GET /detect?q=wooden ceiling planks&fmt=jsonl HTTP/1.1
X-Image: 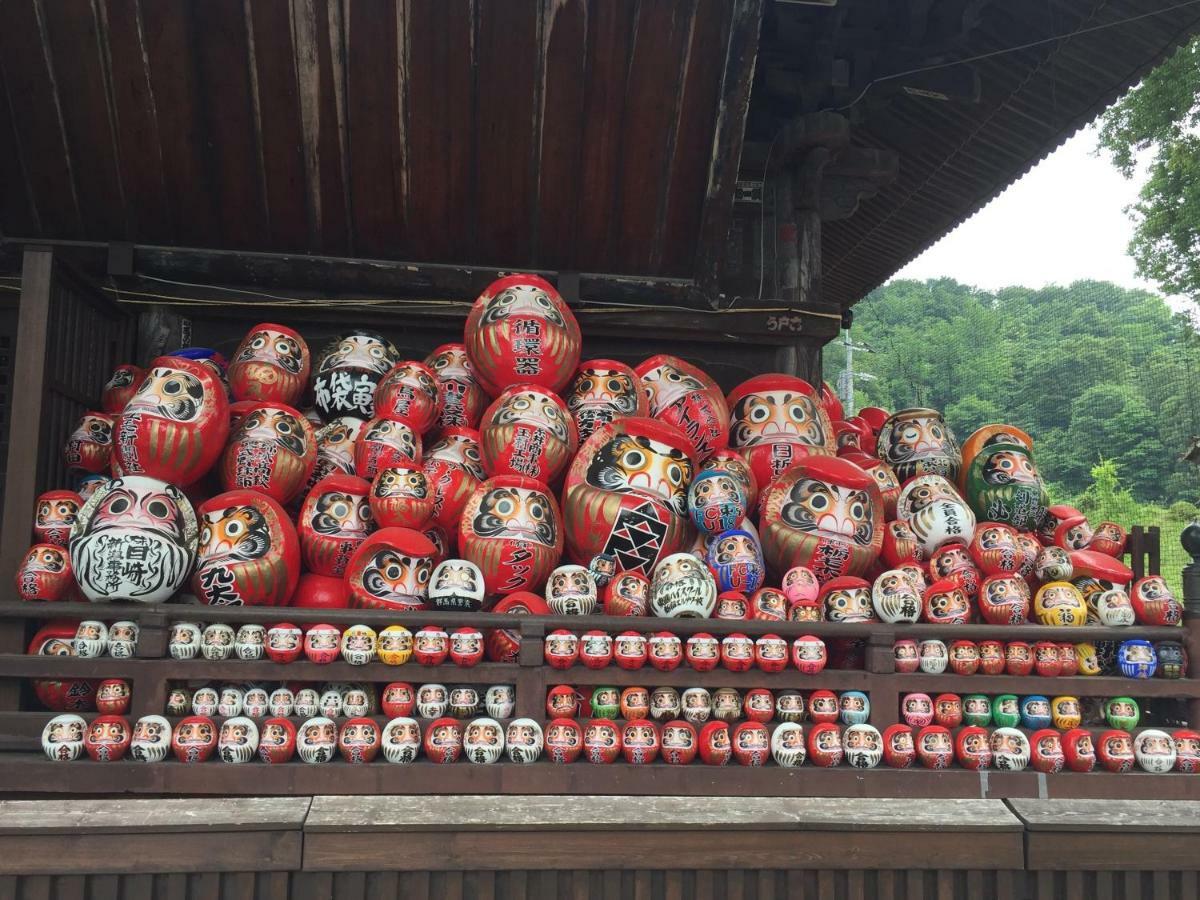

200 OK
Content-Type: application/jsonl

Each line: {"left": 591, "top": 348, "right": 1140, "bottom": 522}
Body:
{"left": 0, "top": 0, "right": 747, "bottom": 283}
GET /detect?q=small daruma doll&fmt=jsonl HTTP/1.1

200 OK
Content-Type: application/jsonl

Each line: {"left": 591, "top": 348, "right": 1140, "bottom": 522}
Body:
{"left": 566, "top": 360, "right": 647, "bottom": 442}
{"left": 688, "top": 470, "right": 748, "bottom": 536}
{"left": 64, "top": 412, "right": 113, "bottom": 475}
{"left": 922, "top": 579, "right": 971, "bottom": 625}
{"left": 370, "top": 466, "right": 433, "bottom": 532}
{"left": 1033, "top": 581, "right": 1088, "bottom": 627}
{"left": 70, "top": 476, "right": 198, "bottom": 603}
{"left": 15, "top": 544, "right": 74, "bottom": 602}
{"left": 726, "top": 374, "right": 835, "bottom": 488}
{"left": 1131, "top": 575, "right": 1184, "bottom": 626}
{"left": 635, "top": 355, "right": 729, "bottom": 459}
{"left": 460, "top": 475, "right": 563, "bottom": 597}
{"left": 228, "top": 323, "right": 310, "bottom": 404}
{"left": 84, "top": 715, "right": 131, "bottom": 762}
{"left": 355, "top": 419, "right": 421, "bottom": 482}
{"left": 374, "top": 361, "right": 441, "bottom": 434}
{"left": 220, "top": 402, "right": 317, "bottom": 502}
{"left": 896, "top": 475, "right": 976, "bottom": 556}
{"left": 346, "top": 527, "right": 437, "bottom": 611}
{"left": 977, "top": 575, "right": 1030, "bottom": 625}
{"left": 546, "top": 564, "right": 598, "bottom": 615}
{"left": 425, "top": 343, "right": 487, "bottom": 430}
{"left": 465, "top": 274, "right": 581, "bottom": 395}
{"left": 562, "top": 417, "right": 696, "bottom": 577}
{"left": 422, "top": 428, "right": 486, "bottom": 531}
{"left": 760, "top": 455, "right": 884, "bottom": 584}
{"left": 299, "top": 474, "right": 373, "bottom": 577}
{"left": 117, "top": 356, "right": 229, "bottom": 483}
{"left": 192, "top": 491, "right": 299, "bottom": 606}
{"left": 33, "top": 490, "right": 83, "bottom": 548}
{"left": 650, "top": 553, "right": 717, "bottom": 618}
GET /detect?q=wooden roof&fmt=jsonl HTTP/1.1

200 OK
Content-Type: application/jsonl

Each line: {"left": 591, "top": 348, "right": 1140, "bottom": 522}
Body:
{"left": 2, "top": 1, "right": 1199, "bottom": 310}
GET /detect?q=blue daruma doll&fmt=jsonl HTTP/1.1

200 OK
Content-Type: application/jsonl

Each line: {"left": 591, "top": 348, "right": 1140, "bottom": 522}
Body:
{"left": 1019, "top": 695, "right": 1051, "bottom": 730}
{"left": 1118, "top": 639, "right": 1157, "bottom": 679}
{"left": 706, "top": 528, "right": 765, "bottom": 594}
{"left": 688, "top": 470, "right": 748, "bottom": 535}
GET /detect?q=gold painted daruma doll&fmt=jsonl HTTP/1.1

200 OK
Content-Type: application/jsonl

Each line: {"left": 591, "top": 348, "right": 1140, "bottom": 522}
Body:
{"left": 726, "top": 374, "right": 835, "bottom": 489}
{"left": 116, "top": 356, "right": 229, "bottom": 485}
{"left": 562, "top": 417, "right": 697, "bottom": 577}
{"left": 227, "top": 323, "right": 311, "bottom": 405}
{"left": 192, "top": 491, "right": 299, "bottom": 606}
{"left": 464, "top": 274, "right": 581, "bottom": 396}
{"left": 480, "top": 384, "right": 578, "bottom": 482}
{"left": 760, "top": 455, "right": 884, "bottom": 584}
{"left": 219, "top": 402, "right": 316, "bottom": 503}
{"left": 459, "top": 475, "right": 563, "bottom": 597}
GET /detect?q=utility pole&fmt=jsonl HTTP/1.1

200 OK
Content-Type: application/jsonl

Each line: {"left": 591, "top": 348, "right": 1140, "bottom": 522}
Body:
{"left": 836, "top": 326, "right": 876, "bottom": 411}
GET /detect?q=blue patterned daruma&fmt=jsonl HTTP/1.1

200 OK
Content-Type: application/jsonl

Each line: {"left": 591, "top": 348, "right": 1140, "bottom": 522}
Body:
{"left": 706, "top": 528, "right": 765, "bottom": 594}
{"left": 1118, "top": 639, "right": 1157, "bottom": 679}
{"left": 688, "top": 470, "right": 748, "bottom": 536}
{"left": 839, "top": 691, "right": 871, "bottom": 726}
{"left": 1019, "top": 695, "right": 1051, "bottom": 730}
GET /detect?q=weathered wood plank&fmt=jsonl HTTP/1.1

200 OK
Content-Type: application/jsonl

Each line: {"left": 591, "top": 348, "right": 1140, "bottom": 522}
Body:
{"left": 1010, "top": 799, "right": 1200, "bottom": 832}
{"left": 0, "top": 832, "right": 302, "bottom": 875}
{"left": 0, "top": 797, "right": 311, "bottom": 834}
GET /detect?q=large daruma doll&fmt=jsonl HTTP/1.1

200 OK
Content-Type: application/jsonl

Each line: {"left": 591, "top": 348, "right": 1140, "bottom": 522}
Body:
{"left": 116, "top": 356, "right": 229, "bottom": 485}
{"left": 192, "top": 491, "right": 299, "bottom": 605}
{"left": 726, "top": 374, "right": 835, "bottom": 488}
{"left": 227, "top": 323, "right": 310, "bottom": 405}
{"left": 459, "top": 475, "right": 563, "bottom": 597}
{"left": 876, "top": 408, "right": 960, "bottom": 484}
{"left": 465, "top": 274, "right": 581, "bottom": 396}
{"left": 298, "top": 474, "right": 374, "bottom": 577}
{"left": 562, "top": 418, "right": 696, "bottom": 577}
{"left": 480, "top": 385, "right": 577, "bottom": 482}
{"left": 219, "top": 402, "right": 316, "bottom": 503}
{"left": 346, "top": 527, "right": 438, "bottom": 611}
{"left": 635, "top": 355, "right": 729, "bottom": 459}
{"left": 760, "top": 455, "right": 883, "bottom": 583}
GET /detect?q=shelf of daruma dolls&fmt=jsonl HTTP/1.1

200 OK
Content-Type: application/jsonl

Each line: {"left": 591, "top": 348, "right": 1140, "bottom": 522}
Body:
{"left": 890, "top": 673, "right": 1200, "bottom": 698}
{"left": 545, "top": 666, "right": 875, "bottom": 690}
{"left": 2, "top": 753, "right": 1200, "bottom": 800}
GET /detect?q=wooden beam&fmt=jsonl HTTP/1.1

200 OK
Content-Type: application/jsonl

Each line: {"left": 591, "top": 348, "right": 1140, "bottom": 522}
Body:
{"left": 694, "top": 0, "right": 765, "bottom": 303}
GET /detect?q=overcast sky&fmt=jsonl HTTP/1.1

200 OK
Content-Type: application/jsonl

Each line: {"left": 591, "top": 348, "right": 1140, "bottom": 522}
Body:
{"left": 892, "top": 123, "right": 1164, "bottom": 295}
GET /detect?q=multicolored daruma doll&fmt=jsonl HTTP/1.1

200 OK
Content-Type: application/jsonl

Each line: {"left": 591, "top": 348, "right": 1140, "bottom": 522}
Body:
{"left": 15, "top": 544, "right": 75, "bottom": 602}
{"left": 895, "top": 475, "right": 976, "bottom": 556}
{"left": 192, "top": 491, "right": 299, "bottom": 605}
{"left": 760, "top": 455, "right": 883, "bottom": 583}
{"left": 101, "top": 364, "right": 145, "bottom": 414}
{"left": 374, "top": 361, "right": 441, "bottom": 434}
{"left": 562, "top": 417, "right": 696, "bottom": 576}
{"left": 459, "top": 475, "right": 563, "bottom": 597}
{"left": 706, "top": 528, "right": 765, "bottom": 594}
{"left": 354, "top": 418, "right": 421, "bottom": 481}
{"left": 465, "top": 274, "right": 581, "bottom": 396}
{"left": 116, "top": 357, "right": 229, "bottom": 484}
{"left": 346, "top": 527, "right": 437, "bottom": 611}
{"left": 219, "top": 402, "right": 316, "bottom": 503}
{"left": 64, "top": 412, "right": 113, "bottom": 475}
{"left": 963, "top": 442, "right": 1048, "bottom": 532}
{"left": 70, "top": 476, "right": 197, "bottom": 603}
{"left": 688, "top": 470, "right": 748, "bottom": 535}
{"left": 298, "top": 474, "right": 373, "bottom": 577}
{"left": 227, "top": 323, "right": 310, "bottom": 405}
{"left": 703, "top": 448, "right": 759, "bottom": 511}
{"left": 33, "top": 491, "right": 83, "bottom": 548}
{"left": 312, "top": 332, "right": 400, "bottom": 420}
{"left": 876, "top": 408, "right": 961, "bottom": 484}
{"left": 422, "top": 428, "right": 486, "bottom": 531}
{"left": 565, "top": 360, "right": 647, "bottom": 442}
{"left": 479, "top": 384, "right": 577, "bottom": 482}
{"left": 635, "top": 355, "right": 729, "bottom": 459}
{"left": 725, "top": 374, "right": 835, "bottom": 487}
{"left": 425, "top": 343, "right": 487, "bottom": 430}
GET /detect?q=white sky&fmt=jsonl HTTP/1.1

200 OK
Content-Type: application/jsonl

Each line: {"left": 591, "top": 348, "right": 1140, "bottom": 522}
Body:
{"left": 892, "top": 123, "right": 1163, "bottom": 294}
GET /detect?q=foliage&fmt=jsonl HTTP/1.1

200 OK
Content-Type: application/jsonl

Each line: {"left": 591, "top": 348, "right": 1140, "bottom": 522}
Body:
{"left": 1097, "top": 38, "right": 1200, "bottom": 299}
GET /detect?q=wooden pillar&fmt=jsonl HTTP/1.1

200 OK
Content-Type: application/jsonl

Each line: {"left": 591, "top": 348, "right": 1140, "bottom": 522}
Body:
{"left": 0, "top": 249, "right": 53, "bottom": 588}
{"left": 1182, "top": 524, "right": 1200, "bottom": 727}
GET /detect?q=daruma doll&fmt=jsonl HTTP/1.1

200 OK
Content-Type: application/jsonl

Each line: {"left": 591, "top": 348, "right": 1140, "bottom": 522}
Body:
{"left": 760, "top": 454, "right": 883, "bottom": 583}
{"left": 227, "top": 323, "right": 310, "bottom": 405}
{"left": 464, "top": 274, "right": 581, "bottom": 396}
{"left": 192, "top": 491, "right": 299, "bottom": 605}
{"left": 459, "top": 475, "right": 563, "bottom": 597}
{"left": 116, "top": 356, "right": 229, "bottom": 485}
{"left": 219, "top": 402, "right": 316, "bottom": 503}
{"left": 635, "top": 355, "right": 729, "bottom": 459}
{"left": 562, "top": 417, "right": 696, "bottom": 577}
{"left": 479, "top": 384, "right": 577, "bottom": 482}
{"left": 726, "top": 374, "right": 835, "bottom": 488}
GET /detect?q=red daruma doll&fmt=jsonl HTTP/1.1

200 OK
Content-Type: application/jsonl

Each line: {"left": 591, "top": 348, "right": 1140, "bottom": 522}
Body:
{"left": 192, "top": 491, "right": 299, "bottom": 606}
{"left": 726, "top": 374, "right": 836, "bottom": 489}
{"left": 346, "top": 527, "right": 437, "bottom": 611}
{"left": 64, "top": 412, "right": 113, "bottom": 475}
{"left": 760, "top": 455, "right": 884, "bottom": 584}
{"left": 374, "top": 361, "right": 441, "bottom": 434}
{"left": 101, "top": 364, "right": 144, "bottom": 414}
{"left": 480, "top": 385, "right": 578, "bottom": 483}
{"left": 635, "top": 355, "right": 729, "bottom": 459}
{"left": 459, "top": 475, "right": 563, "bottom": 597}
{"left": 220, "top": 402, "right": 316, "bottom": 503}
{"left": 227, "top": 323, "right": 311, "bottom": 405}
{"left": 117, "top": 356, "right": 229, "bottom": 484}
{"left": 562, "top": 417, "right": 696, "bottom": 577}
{"left": 425, "top": 343, "right": 487, "bottom": 430}
{"left": 33, "top": 490, "right": 83, "bottom": 548}
{"left": 299, "top": 474, "right": 374, "bottom": 577}
{"left": 423, "top": 428, "right": 486, "bottom": 531}
{"left": 464, "top": 274, "right": 582, "bottom": 396}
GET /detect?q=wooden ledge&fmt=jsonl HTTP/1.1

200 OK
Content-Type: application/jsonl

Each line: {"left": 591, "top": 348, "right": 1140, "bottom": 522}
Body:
{"left": 0, "top": 797, "right": 310, "bottom": 834}
{"left": 1010, "top": 799, "right": 1200, "bottom": 833}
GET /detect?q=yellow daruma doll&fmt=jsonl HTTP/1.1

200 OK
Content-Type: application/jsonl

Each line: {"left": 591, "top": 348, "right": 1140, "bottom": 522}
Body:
{"left": 1034, "top": 581, "right": 1088, "bottom": 627}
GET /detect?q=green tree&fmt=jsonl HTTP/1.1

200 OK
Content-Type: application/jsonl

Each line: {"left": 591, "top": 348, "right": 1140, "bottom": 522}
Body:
{"left": 1097, "top": 38, "right": 1200, "bottom": 299}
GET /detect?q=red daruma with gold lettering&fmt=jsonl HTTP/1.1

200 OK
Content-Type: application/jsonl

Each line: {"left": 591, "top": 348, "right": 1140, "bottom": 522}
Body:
{"left": 760, "top": 455, "right": 884, "bottom": 584}
{"left": 219, "top": 402, "right": 316, "bottom": 503}
{"left": 459, "top": 475, "right": 563, "bottom": 597}
{"left": 117, "top": 356, "right": 229, "bottom": 485}
{"left": 562, "top": 417, "right": 696, "bottom": 578}
{"left": 464, "top": 274, "right": 582, "bottom": 396}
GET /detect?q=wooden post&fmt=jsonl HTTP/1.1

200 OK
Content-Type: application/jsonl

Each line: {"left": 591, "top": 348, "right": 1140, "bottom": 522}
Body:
{"left": 0, "top": 249, "right": 53, "bottom": 589}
